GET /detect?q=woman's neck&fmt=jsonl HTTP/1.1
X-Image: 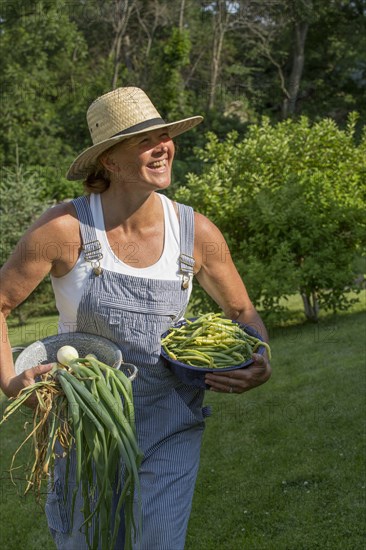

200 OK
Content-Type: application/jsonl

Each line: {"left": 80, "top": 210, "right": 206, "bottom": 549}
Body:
{"left": 100, "top": 189, "right": 162, "bottom": 232}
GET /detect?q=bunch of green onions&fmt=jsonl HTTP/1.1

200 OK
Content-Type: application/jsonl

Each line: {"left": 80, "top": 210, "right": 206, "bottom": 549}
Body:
{"left": 0, "top": 357, "right": 143, "bottom": 550}
{"left": 162, "top": 312, "right": 271, "bottom": 368}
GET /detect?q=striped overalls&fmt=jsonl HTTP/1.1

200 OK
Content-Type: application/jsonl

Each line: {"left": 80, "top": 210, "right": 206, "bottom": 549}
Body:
{"left": 45, "top": 196, "right": 210, "bottom": 550}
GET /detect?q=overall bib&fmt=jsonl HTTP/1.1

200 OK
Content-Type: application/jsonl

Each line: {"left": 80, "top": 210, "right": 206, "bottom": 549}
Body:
{"left": 46, "top": 196, "right": 210, "bottom": 550}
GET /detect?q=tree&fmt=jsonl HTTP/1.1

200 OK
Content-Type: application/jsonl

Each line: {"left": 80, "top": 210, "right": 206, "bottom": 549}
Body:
{"left": 1, "top": 0, "right": 365, "bottom": 207}
{"left": 105, "top": 0, "right": 137, "bottom": 88}
{"left": 206, "top": 0, "right": 231, "bottom": 110}
{"left": 148, "top": 27, "right": 192, "bottom": 119}
{"left": 174, "top": 113, "right": 366, "bottom": 322}
{"left": 192, "top": 0, "right": 366, "bottom": 124}
{"left": 235, "top": 0, "right": 313, "bottom": 119}
{"left": 0, "top": 0, "right": 92, "bottom": 200}
{"left": 281, "top": 0, "right": 312, "bottom": 118}
{"left": 0, "top": 157, "right": 56, "bottom": 323}
{"left": 300, "top": 0, "right": 366, "bottom": 124}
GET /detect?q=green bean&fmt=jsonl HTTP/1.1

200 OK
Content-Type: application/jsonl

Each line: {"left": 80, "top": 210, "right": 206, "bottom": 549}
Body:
{"left": 253, "top": 340, "right": 272, "bottom": 359}
{"left": 162, "top": 312, "right": 271, "bottom": 368}
{"left": 178, "top": 355, "right": 212, "bottom": 365}
{"left": 163, "top": 344, "right": 177, "bottom": 360}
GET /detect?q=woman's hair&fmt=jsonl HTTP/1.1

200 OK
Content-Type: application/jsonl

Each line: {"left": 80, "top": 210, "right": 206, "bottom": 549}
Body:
{"left": 83, "top": 139, "right": 132, "bottom": 194}
{"left": 83, "top": 160, "right": 111, "bottom": 194}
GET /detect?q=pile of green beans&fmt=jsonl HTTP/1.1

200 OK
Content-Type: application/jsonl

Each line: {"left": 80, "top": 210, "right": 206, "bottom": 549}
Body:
{"left": 162, "top": 312, "right": 271, "bottom": 368}
{"left": 0, "top": 358, "right": 143, "bottom": 550}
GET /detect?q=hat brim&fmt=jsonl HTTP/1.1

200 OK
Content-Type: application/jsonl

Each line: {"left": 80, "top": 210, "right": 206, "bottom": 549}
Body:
{"left": 66, "top": 116, "right": 203, "bottom": 181}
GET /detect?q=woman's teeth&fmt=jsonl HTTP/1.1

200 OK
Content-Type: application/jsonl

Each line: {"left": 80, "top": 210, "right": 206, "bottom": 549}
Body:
{"left": 148, "top": 160, "right": 166, "bottom": 168}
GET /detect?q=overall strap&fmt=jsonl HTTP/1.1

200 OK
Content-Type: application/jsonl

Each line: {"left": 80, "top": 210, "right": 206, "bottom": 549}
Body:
{"left": 72, "top": 196, "right": 103, "bottom": 275}
{"left": 177, "top": 202, "right": 195, "bottom": 289}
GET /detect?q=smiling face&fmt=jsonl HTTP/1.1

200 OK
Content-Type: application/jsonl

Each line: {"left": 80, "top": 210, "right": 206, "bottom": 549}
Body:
{"left": 100, "top": 129, "right": 175, "bottom": 192}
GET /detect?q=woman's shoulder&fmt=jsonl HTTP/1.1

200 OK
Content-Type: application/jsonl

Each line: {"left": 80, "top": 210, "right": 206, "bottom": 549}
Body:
{"left": 193, "top": 210, "right": 221, "bottom": 239}
{"left": 27, "top": 199, "right": 81, "bottom": 242}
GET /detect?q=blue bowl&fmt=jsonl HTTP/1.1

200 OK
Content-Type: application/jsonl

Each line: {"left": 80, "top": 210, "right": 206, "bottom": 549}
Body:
{"left": 161, "top": 319, "right": 265, "bottom": 390}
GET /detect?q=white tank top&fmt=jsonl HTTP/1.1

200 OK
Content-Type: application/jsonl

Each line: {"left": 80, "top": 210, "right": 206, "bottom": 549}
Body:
{"left": 51, "top": 193, "right": 190, "bottom": 333}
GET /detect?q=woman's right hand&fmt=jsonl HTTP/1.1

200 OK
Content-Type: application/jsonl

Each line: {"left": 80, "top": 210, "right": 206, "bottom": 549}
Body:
{"left": 4, "top": 363, "right": 54, "bottom": 408}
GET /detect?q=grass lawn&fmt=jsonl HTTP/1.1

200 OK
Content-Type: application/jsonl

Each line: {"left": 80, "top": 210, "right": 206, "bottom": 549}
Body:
{"left": 0, "top": 293, "right": 365, "bottom": 549}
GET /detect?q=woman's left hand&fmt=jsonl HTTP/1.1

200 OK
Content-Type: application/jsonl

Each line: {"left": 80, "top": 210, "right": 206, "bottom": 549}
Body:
{"left": 204, "top": 353, "right": 271, "bottom": 394}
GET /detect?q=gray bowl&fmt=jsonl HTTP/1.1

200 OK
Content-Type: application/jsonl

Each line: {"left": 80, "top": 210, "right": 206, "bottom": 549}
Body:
{"left": 13, "top": 332, "right": 137, "bottom": 381}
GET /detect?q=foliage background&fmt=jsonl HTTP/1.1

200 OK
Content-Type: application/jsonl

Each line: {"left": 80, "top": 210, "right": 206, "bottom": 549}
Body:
{"left": 0, "top": 0, "right": 365, "bottom": 321}
{"left": 2, "top": 1, "right": 366, "bottom": 183}
{"left": 175, "top": 114, "right": 366, "bottom": 321}
{"left": 0, "top": 4, "right": 365, "bottom": 549}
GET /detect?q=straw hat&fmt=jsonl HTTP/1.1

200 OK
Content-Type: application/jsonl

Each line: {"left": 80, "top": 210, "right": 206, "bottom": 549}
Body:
{"left": 66, "top": 87, "right": 203, "bottom": 180}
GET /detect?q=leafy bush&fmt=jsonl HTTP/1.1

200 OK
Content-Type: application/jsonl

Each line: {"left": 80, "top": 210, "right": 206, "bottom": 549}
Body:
{"left": 175, "top": 114, "right": 366, "bottom": 321}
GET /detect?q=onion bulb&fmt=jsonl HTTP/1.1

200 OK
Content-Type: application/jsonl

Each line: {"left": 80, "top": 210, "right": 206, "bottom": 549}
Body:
{"left": 57, "top": 345, "right": 79, "bottom": 365}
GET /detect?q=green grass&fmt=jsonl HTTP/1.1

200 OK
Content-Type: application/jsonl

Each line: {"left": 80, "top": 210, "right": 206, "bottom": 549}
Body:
{"left": 7, "top": 313, "right": 60, "bottom": 348}
{"left": 0, "top": 316, "right": 58, "bottom": 549}
{"left": 186, "top": 307, "right": 366, "bottom": 550}
{"left": 1, "top": 297, "right": 365, "bottom": 549}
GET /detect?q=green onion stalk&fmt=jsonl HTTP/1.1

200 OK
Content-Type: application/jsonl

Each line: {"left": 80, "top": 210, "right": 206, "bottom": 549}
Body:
{"left": 0, "top": 358, "right": 143, "bottom": 550}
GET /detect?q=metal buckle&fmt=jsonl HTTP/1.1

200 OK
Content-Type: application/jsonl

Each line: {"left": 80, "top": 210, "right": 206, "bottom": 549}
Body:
{"left": 179, "top": 253, "right": 195, "bottom": 269}
{"left": 179, "top": 253, "right": 195, "bottom": 289}
{"left": 82, "top": 240, "right": 103, "bottom": 262}
{"left": 82, "top": 240, "right": 103, "bottom": 275}
{"left": 181, "top": 272, "right": 193, "bottom": 289}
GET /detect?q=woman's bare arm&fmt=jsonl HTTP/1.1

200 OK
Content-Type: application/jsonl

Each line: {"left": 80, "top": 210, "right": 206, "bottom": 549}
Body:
{"left": 193, "top": 212, "right": 271, "bottom": 393}
{"left": 0, "top": 202, "right": 80, "bottom": 397}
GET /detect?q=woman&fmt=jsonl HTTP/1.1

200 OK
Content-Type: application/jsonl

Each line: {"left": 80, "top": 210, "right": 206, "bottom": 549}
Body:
{"left": 0, "top": 87, "right": 271, "bottom": 549}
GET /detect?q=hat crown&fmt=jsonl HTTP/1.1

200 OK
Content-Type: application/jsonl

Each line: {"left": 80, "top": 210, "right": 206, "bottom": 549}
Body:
{"left": 67, "top": 87, "right": 203, "bottom": 180}
{"left": 87, "top": 87, "right": 163, "bottom": 145}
